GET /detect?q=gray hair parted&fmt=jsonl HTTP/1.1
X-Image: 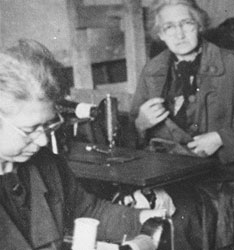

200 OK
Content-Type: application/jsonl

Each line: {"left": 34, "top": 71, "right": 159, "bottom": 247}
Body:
{"left": 148, "top": 0, "right": 210, "bottom": 40}
{"left": 0, "top": 40, "right": 67, "bottom": 114}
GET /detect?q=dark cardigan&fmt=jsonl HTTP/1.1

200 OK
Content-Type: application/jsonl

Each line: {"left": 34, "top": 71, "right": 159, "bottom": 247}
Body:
{"left": 0, "top": 147, "right": 141, "bottom": 249}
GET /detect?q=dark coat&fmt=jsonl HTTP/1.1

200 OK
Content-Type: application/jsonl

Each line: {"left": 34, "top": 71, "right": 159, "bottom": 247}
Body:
{"left": 130, "top": 40, "right": 234, "bottom": 249}
{"left": 130, "top": 40, "right": 234, "bottom": 164}
{"left": 0, "top": 148, "right": 141, "bottom": 250}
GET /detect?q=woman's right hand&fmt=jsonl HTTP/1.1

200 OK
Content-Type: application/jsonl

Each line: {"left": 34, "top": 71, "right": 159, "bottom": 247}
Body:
{"left": 135, "top": 97, "right": 169, "bottom": 132}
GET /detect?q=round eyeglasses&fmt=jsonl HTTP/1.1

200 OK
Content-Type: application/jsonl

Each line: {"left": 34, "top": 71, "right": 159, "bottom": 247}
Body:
{"left": 161, "top": 18, "right": 197, "bottom": 37}
{"left": 0, "top": 112, "right": 64, "bottom": 143}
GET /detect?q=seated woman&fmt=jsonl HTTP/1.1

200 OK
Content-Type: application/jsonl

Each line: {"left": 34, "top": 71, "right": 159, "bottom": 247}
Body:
{"left": 130, "top": 0, "right": 234, "bottom": 249}
{"left": 0, "top": 40, "right": 168, "bottom": 249}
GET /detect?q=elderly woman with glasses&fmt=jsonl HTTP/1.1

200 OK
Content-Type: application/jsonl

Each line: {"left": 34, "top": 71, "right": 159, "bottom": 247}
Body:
{"left": 0, "top": 40, "right": 168, "bottom": 250}
{"left": 129, "top": 0, "right": 234, "bottom": 249}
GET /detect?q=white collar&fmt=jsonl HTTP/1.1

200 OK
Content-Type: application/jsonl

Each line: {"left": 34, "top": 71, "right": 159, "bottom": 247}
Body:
{"left": 0, "top": 161, "right": 14, "bottom": 175}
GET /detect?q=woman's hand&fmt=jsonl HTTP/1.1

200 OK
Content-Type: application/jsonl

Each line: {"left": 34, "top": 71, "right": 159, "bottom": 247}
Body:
{"left": 187, "top": 132, "right": 223, "bottom": 157}
{"left": 135, "top": 98, "right": 170, "bottom": 132}
{"left": 139, "top": 208, "right": 167, "bottom": 224}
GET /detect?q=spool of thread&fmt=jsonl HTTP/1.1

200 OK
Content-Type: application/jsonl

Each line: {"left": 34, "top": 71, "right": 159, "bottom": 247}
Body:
{"left": 75, "top": 103, "right": 96, "bottom": 119}
{"left": 57, "top": 100, "right": 97, "bottom": 119}
{"left": 72, "top": 218, "right": 100, "bottom": 250}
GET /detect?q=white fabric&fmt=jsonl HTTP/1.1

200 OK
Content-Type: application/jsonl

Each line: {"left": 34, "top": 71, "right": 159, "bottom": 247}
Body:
{"left": 123, "top": 189, "right": 176, "bottom": 217}
{"left": 0, "top": 162, "right": 14, "bottom": 175}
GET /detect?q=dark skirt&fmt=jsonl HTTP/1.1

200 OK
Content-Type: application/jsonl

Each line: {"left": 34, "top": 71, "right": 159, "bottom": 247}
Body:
{"left": 163, "top": 179, "right": 234, "bottom": 250}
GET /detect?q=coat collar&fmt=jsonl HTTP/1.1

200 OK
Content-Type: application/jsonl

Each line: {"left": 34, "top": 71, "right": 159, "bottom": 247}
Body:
{"left": 198, "top": 40, "right": 225, "bottom": 76}
{"left": 0, "top": 203, "right": 32, "bottom": 250}
{"left": 0, "top": 164, "right": 61, "bottom": 249}
{"left": 30, "top": 164, "right": 61, "bottom": 249}
{"left": 144, "top": 49, "right": 171, "bottom": 77}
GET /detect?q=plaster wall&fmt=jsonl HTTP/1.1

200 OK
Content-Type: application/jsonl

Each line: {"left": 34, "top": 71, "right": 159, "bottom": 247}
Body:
{"left": 0, "top": 0, "right": 71, "bottom": 65}
{"left": 196, "top": 0, "right": 234, "bottom": 27}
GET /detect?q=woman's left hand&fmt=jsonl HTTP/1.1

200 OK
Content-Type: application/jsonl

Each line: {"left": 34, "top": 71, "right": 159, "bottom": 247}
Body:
{"left": 187, "top": 132, "right": 223, "bottom": 157}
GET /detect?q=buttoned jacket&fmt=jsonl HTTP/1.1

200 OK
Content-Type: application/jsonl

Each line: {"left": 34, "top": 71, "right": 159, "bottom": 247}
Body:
{"left": 130, "top": 40, "right": 234, "bottom": 164}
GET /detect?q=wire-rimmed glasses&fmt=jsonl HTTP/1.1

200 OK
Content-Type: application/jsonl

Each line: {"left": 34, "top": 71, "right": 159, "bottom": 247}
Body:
{"left": 0, "top": 111, "right": 64, "bottom": 143}
{"left": 161, "top": 18, "right": 197, "bottom": 37}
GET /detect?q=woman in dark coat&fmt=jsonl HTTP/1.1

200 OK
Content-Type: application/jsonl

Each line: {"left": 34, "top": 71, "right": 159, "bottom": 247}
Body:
{"left": 130, "top": 0, "right": 234, "bottom": 249}
{"left": 0, "top": 41, "right": 165, "bottom": 250}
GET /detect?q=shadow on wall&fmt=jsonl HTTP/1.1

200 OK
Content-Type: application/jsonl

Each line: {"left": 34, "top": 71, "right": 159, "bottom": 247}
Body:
{"left": 204, "top": 17, "right": 234, "bottom": 50}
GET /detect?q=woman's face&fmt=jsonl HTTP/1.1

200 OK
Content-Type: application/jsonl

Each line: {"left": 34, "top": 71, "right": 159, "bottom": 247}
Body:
{"left": 158, "top": 4, "right": 200, "bottom": 58}
{"left": 0, "top": 100, "right": 55, "bottom": 163}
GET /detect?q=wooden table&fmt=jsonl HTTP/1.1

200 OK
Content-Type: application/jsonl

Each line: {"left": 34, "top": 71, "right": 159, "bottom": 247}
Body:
{"left": 67, "top": 142, "right": 217, "bottom": 188}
